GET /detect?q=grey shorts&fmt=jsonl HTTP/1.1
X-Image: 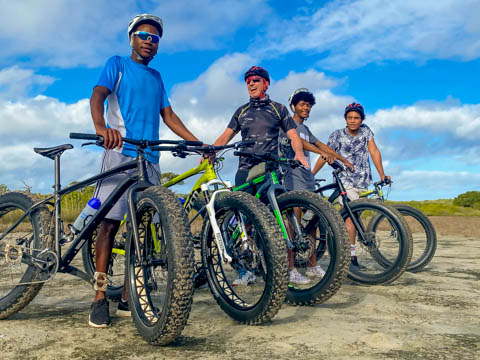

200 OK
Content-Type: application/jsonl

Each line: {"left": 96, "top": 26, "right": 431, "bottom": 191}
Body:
{"left": 93, "top": 150, "right": 161, "bottom": 221}
{"left": 283, "top": 167, "right": 315, "bottom": 192}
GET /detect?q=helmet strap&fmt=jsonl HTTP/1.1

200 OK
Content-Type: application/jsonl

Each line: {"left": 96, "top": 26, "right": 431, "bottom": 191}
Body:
{"left": 132, "top": 48, "right": 153, "bottom": 62}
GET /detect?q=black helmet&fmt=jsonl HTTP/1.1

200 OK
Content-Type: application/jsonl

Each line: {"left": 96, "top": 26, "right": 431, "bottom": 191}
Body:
{"left": 344, "top": 102, "right": 365, "bottom": 120}
{"left": 244, "top": 66, "right": 270, "bottom": 84}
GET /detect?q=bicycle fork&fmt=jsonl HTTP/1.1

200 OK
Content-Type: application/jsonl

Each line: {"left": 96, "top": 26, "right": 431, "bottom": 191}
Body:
{"left": 201, "top": 181, "right": 233, "bottom": 264}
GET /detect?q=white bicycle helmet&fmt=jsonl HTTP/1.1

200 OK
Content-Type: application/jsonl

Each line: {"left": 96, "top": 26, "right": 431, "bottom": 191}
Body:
{"left": 128, "top": 14, "right": 163, "bottom": 42}
{"left": 288, "top": 88, "right": 312, "bottom": 112}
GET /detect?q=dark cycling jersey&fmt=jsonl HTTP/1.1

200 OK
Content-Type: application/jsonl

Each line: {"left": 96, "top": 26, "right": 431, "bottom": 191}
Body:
{"left": 228, "top": 95, "right": 296, "bottom": 170}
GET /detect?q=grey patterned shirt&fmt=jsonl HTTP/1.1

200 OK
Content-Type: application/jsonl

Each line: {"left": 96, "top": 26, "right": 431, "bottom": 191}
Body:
{"left": 327, "top": 124, "right": 374, "bottom": 189}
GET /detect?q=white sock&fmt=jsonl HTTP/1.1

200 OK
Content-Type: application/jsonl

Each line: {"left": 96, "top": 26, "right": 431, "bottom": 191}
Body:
{"left": 350, "top": 245, "right": 356, "bottom": 257}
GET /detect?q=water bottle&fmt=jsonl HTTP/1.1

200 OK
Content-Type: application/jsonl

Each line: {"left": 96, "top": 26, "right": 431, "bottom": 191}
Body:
{"left": 71, "top": 198, "right": 101, "bottom": 234}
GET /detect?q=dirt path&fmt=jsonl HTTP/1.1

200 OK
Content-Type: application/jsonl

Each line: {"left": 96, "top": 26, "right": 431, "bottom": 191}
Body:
{"left": 1, "top": 218, "right": 479, "bottom": 359}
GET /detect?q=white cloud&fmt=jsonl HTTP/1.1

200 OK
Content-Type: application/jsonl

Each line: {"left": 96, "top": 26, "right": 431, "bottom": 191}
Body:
{"left": 0, "top": 0, "right": 135, "bottom": 68}
{"left": 0, "top": 66, "right": 55, "bottom": 100}
{"left": 0, "top": 96, "right": 91, "bottom": 146}
{"left": 260, "top": 0, "right": 480, "bottom": 70}
{"left": 0, "top": 0, "right": 271, "bottom": 68}
{"left": 150, "top": 0, "right": 271, "bottom": 50}
{"left": 1, "top": 60, "right": 479, "bottom": 199}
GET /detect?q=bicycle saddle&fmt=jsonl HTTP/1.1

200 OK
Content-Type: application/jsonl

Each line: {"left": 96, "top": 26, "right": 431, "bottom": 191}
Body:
{"left": 34, "top": 144, "right": 73, "bottom": 160}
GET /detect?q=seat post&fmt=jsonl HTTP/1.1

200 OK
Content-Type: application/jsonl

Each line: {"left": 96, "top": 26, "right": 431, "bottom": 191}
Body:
{"left": 54, "top": 154, "right": 62, "bottom": 255}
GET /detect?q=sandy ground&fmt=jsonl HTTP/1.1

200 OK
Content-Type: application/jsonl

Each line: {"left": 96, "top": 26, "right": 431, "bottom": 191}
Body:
{"left": 1, "top": 216, "right": 479, "bottom": 360}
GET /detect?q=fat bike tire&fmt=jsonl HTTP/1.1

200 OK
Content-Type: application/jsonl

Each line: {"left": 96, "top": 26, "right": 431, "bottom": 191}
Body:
{"left": 0, "top": 192, "right": 53, "bottom": 319}
{"left": 126, "top": 186, "right": 194, "bottom": 345}
{"left": 277, "top": 191, "right": 349, "bottom": 305}
{"left": 201, "top": 192, "right": 288, "bottom": 324}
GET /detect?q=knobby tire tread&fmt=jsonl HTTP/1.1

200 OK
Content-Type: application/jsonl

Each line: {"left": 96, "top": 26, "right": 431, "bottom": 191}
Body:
{"left": 0, "top": 192, "right": 53, "bottom": 319}
{"left": 201, "top": 191, "right": 288, "bottom": 325}
{"left": 128, "top": 186, "right": 194, "bottom": 345}
{"left": 278, "top": 191, "right": 350, "bottom": 305}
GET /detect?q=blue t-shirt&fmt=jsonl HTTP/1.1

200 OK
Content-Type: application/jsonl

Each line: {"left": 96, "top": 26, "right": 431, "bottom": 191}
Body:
{"left": 327, "top": 124, "right": 374, "bottom": 189}
{"left": 95, "top": 56, "right": 170, "bottom": 163}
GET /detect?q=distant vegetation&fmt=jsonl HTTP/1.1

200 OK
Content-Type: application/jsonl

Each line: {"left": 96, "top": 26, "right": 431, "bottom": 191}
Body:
{"left": 1, "top": 184, "right": 479, "bottom": 218}
{"left": 387, "top": 191, "right": 480, "bottom": 216}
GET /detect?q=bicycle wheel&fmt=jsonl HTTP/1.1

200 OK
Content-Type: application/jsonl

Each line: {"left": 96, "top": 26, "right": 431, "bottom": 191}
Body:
{"left": 81, "top": 224, "right": 125, "bottom": 302}
{"left": 125, "top": 186, "right": 194, "bottom": 345}
{"left": 200, "top": 191, "right": 288, "bottom": 324}
{"left": 276, "top": 190, "right": 350, "bottom": 305}
{"left": 341, "top": 199, "right": 413, "bottom": 285}
{"left": 371, "top": 204, "right": 436, "bottom": 272}
{"left": 0, "top": 192, "right": 53, "bottom": 319}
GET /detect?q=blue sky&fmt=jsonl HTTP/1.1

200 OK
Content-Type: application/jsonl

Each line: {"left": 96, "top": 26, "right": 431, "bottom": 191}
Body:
{"left": 1, "top": 0, "right": 479, "bottom": 200}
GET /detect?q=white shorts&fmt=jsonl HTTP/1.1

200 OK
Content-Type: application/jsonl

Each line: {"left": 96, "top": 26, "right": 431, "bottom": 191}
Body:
{"left": 93, "top": 150, "right": 161, "bottom": 221}
{"left": 343, "top": 185, "right": 367, "bottom": 201}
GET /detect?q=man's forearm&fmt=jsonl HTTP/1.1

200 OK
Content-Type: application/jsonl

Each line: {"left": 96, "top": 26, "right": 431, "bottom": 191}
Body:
{"left": 90, "top": 93, "right": 107, "bottom": 132}
{"left": 164, "top": 113, "right": 199, "bottom": 141}
{"left": 316, "top": 142, "right": 347, "bottom": 163}
{"left": 371, "top": 150, "right": 385, "bottom": 179}
{"left": 312, "top": 157, "right": 327, "bottom": 175}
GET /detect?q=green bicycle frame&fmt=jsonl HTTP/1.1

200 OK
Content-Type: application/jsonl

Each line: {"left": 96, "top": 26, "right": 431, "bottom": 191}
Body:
{"left": 233, "top": 169, "right": 292, "bottom": 244}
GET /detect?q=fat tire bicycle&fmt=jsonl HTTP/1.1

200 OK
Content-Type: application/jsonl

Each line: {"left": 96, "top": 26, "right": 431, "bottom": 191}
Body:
{"left": 359, "top": 180, "right": 437, "bottom": 272}
{"left": 231, "top": 151, "right": 350, "bottom": 306}
{"left": 0, "top": 133, "right": 199, "bottom": 345}
{"left": 83, "top": 141, "right": 289, "bottom": 324}
{"left": 315, "top": 162, "right": 413, "bottom": 285}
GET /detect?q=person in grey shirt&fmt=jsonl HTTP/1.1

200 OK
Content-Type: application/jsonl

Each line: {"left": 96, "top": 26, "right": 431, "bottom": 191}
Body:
{"left": 279, "top": 88, "right": 353, "bottom": 284}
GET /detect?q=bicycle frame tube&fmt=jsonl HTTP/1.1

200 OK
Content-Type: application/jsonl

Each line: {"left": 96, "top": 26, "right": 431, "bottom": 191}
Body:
{"left": 319, "top": 174, "right": 368, "bottom": 243}
{"left": 163, "top": 159, "right": 218, "bottom": 212}
{"left": 234, "top": 170, "right": 293, "bottom": 247}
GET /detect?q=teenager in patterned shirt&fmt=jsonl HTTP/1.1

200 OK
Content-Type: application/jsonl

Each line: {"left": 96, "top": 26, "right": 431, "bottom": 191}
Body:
{"left": 313, "top": 103, "right": 390, "bottom": 269}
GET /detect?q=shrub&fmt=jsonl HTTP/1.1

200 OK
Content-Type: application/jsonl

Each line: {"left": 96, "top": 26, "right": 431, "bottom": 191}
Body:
{"left": 453, "top": 191, "right": 480, "bottom": 208}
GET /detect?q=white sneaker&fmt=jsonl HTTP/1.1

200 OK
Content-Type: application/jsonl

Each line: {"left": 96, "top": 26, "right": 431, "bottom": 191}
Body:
{"left": 232, "top": 270, "right": 256, "bottom": 286}
{"left": 306, "top": 265, "right": 326, "bottom": 279}
{"left": 289, "top": 268, "right": 310, "bottom": 285}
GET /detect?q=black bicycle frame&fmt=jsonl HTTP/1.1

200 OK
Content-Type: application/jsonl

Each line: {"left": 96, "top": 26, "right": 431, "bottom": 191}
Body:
{"left": 315, "top": 170, "right": 368, "bottom": 243}
{"left": 2, "top": 149, "right": 154, "bottom": 282}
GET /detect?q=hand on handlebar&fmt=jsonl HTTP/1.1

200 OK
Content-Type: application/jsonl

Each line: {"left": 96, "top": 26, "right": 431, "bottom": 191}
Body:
{"left": 344, "top": 159, "right": 354, "bottom": 172}
{"left": 95, "top": 127, "right": 123, "bottom": 150}
{"left": 382, "top": 175, "right": 391, "bottom": 184}
{"left": 295, "top": 153, "right": 310, "bottom": 169}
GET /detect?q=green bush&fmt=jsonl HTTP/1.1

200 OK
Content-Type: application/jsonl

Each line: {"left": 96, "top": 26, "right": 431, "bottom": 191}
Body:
{"left": 453, "top": 191, "right": 480, "bottom": 208}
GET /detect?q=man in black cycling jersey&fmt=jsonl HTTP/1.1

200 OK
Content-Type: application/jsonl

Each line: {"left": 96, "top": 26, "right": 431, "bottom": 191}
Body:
{"left": 212, "top": 66, "right": 309, "bottom": 285}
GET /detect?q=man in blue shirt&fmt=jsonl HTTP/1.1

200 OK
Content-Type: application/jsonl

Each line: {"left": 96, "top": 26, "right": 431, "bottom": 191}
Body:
{"left": 88, "top": 14, "right": 201, "bottom": 328}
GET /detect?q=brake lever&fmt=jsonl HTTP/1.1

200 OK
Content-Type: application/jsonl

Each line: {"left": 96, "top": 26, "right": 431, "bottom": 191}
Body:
{"left": 81, "top": 141, "right": 97, "bottom": 147}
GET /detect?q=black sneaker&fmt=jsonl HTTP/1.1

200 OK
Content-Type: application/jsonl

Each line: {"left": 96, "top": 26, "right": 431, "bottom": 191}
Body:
{"left": 350, "top": 256, "right": 366, "bottom": 271}
{"left": 116, "top": 299, "right": 131, "bottom": 317}
{"left": 88, "top": 298, "right": 111, "bottom": 328}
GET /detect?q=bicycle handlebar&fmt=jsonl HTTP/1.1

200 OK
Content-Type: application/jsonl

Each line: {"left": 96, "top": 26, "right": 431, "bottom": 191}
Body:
{"left": 69, "top": 133, "right": 203, "bottom": 147}
{"left": 233, "top": 151, "right": 302, "bottom": 168}
{"left": 374, "top": 178, "right": 393, "bottom": 187}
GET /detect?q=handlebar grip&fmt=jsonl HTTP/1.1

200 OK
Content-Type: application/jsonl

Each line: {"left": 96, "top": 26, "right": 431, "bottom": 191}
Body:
{"left": 184, "top": 141, "right": 203, "bottom": 146}
{"left": 69, "top": 133, "right": 99, "bottom": 140}
{"left": 237, "top": 140, "right": 256, "bottom": 147}
{"left": 233, "top": 151, "right": 253, "bottom": 158}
